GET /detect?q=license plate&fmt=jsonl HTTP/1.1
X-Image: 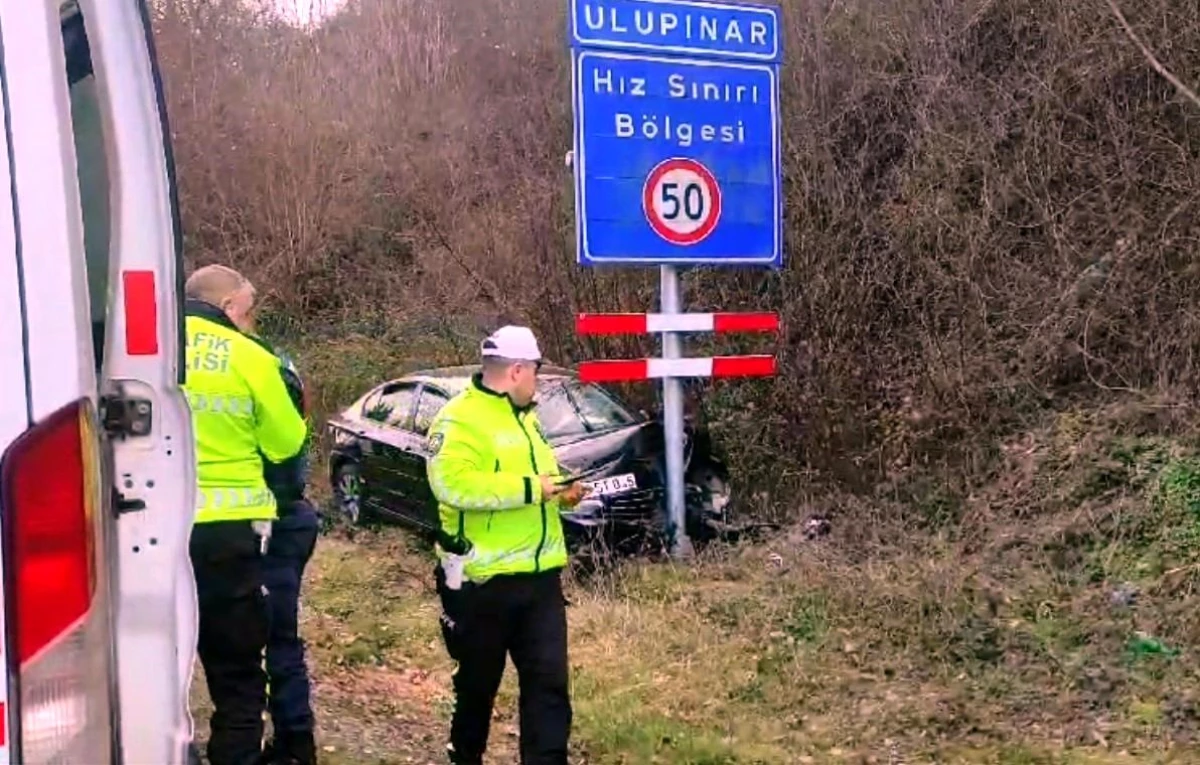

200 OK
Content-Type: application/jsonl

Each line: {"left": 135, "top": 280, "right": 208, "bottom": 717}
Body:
{"left": 583, "top": 473, "right": 637, "bottom": 497}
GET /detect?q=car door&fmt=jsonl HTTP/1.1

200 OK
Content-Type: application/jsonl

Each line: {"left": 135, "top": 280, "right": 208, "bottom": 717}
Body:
{"left": 393, "top": 384, "right": 453, "bottom": 532}
{"left": 355, "top": 383, "right": 418, "bottom": 518}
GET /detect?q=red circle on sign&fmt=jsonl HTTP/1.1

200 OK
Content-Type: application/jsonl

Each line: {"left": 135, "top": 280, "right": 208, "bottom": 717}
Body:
{"left": 642, "top": 158, "right": 722, "bottom": 246}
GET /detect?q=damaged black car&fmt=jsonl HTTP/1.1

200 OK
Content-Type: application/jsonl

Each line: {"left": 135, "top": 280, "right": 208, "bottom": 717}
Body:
{"left": 324, "top": 365, "right": 733, "bottom": 555}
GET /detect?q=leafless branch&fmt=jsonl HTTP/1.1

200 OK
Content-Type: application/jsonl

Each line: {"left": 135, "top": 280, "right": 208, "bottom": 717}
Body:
{"left": 1105, "top": 0, "right": 1200, "bottom": 110}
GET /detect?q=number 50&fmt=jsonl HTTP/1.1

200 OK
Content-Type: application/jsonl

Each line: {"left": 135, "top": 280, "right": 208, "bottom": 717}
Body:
{"left": 661, "top": 181, "right": 705, "bottom": 221}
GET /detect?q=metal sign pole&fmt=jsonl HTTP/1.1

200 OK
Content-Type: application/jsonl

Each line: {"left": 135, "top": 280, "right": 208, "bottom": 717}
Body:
{"left": 660, "top": 264, "right": 693, "bottom": 558}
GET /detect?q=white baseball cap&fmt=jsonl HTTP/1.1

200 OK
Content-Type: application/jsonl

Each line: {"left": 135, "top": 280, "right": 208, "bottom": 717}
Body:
{"left": 481, "top": 325, "right": 542, "bottom": 362}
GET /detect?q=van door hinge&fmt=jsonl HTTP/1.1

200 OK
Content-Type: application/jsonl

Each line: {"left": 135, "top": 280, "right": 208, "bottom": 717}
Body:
{"left": 100, "top": 393, "right": 153, "bottom": 439}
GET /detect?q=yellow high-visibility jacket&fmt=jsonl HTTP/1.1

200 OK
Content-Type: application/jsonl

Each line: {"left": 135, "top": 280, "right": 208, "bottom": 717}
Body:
{"left": 426, "top": 375, "right": 568, "bottom": 582}
{"left": 183, "top": 304, "right": 308, "bottom": 523}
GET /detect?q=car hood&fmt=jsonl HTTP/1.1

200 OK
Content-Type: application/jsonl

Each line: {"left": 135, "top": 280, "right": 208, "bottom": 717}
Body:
{"left": 551, "top": 421, "right": 685, "bottom": 485}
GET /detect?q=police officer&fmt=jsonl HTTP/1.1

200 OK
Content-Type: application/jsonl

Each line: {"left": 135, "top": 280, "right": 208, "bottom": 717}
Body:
{"left": 259, "top": 351, "right": 320, "bottom": 765}
{"left": 425, "top": 326, "right": 585, "bottom": 765}
{"left": 183, "top": 265, "right": 308, "bottom": 765}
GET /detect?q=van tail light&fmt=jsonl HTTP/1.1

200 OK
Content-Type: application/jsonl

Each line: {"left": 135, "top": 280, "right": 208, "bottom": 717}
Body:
{"left": 0, "top": 398, "right": 118, "bottom": 763}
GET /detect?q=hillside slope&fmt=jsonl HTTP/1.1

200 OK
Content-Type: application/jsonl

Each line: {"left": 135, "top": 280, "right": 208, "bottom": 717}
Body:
{"left": 154, "top": 0, "right": 1200, "bottom": 506}
{"left": 192, "top": 395, "right": 1200, "bottom": 764}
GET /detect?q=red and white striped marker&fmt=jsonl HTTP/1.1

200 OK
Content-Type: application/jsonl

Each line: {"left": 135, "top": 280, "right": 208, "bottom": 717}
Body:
{"left": 578, "top": 355, "right": 776, "bottom": 383}
{"left": 577, "top": 312, "right": 779, "bottom": 335}
{"left": 575, "top": 311, "right": 779, "bottom": 382}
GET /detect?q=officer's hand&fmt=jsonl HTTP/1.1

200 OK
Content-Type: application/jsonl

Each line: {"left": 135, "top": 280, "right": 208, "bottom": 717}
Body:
{"left": 558, "top": 481, "right": 588, "bottom": 508}
{"left": 539, "top": 475, "right": 564, "bottom": 499}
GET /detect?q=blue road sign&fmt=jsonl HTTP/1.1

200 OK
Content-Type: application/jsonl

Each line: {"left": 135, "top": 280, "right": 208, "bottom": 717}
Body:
{"left": 569, "top": 0, "right": 783, "bottom": 268}
{"left": 570, "top": 0, "right": 781, "bottom": 63}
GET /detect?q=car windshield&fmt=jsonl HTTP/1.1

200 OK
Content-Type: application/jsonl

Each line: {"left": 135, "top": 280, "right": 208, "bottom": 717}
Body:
{"left": 536, "top": 379, "right": 638, "bottom": 439}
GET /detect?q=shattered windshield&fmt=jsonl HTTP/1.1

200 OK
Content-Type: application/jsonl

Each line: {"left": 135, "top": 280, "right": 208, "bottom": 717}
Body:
{"left": 536, "top": 380, "right": 638, "bottom": 440}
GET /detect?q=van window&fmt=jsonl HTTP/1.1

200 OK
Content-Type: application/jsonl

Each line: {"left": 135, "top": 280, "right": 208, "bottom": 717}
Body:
{"left": 61, "top": 4, "right": 110, "bottom": 370}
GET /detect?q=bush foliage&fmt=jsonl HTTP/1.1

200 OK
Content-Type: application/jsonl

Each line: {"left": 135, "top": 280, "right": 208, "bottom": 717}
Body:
{"left": 154, "top": 0, "right": 1200, "bottom": 505}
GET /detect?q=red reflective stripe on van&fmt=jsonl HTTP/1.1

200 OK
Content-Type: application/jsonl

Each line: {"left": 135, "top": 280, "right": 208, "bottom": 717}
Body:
{"left": 123, "top": 270, "right": 158, "bottom": 355}
{"left": 0, "top": 702, "right": 6, "bottom": 745}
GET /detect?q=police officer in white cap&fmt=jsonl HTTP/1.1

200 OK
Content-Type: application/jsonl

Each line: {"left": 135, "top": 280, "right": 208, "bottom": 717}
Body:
{"left": 425, "top": 325, "right": 585, "bottom": 765}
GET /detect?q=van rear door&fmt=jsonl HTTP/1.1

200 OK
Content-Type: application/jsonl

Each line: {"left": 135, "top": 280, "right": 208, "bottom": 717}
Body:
{"left": 0, "top": 1, "right": 123, "bottom": 761}
{"left": 0, "top": 20, "right": 23, "bottom": 760}
{"left": 73, "top": 0, "right": 200, "bottom": 762}
{"left": 0, "top": 2, "right": 198, "bottom": 763}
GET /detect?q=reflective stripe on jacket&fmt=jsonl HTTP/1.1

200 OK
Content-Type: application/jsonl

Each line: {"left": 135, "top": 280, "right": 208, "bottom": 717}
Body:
{"left": 426, "top": 374, "right": 568, "bottom": 582}
{"left": 183, "top": 305, "right": 308, "bottom": 523}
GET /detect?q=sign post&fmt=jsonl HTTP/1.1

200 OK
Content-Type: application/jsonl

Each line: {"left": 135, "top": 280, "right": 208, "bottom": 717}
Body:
{"left": 569, "top": 0, "right": 784, "bottom": 558}
{"left": 659, "top": 264, "right": 688, "bottom": 555}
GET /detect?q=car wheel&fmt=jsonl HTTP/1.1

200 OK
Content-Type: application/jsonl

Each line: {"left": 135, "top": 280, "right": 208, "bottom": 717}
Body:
{"left": 332, "top": 461, "right": 367, "bottom": 526}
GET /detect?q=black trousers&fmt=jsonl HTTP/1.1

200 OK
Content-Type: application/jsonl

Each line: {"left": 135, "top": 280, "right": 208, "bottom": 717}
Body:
{"left": 263, "top": 500, "right": 320, "bottom": 764}
{"left": 436, "top": 566, "right": 572, "bottom": 765}
{"left": 191, "top": 520, "right": 269, "bottom": 765}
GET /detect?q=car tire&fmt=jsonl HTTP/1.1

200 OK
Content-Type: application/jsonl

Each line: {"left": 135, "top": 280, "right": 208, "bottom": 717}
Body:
{"left": 332, "top": 461, "right": 369, "bottom": 527}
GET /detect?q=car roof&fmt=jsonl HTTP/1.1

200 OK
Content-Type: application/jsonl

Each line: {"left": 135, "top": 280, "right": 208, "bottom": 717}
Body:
{"left": 382, "top": 363, "right": 578, "bottom": 393}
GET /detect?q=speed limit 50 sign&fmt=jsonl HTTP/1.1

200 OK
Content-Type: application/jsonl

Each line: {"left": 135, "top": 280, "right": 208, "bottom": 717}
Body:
{"left": 643, "top": 158, "right": 722, "bottom": 246}
{"left": 569, "top": 0, "right": 783, "bottom": 268}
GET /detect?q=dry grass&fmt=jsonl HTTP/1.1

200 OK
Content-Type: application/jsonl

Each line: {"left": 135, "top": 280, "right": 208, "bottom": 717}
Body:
{"left": 199, "top": 497, "right": 1200, "bottom": 762}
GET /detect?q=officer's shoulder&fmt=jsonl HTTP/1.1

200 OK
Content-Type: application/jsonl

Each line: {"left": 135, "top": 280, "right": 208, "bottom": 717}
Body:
{"left": 231, "top": 331, "right": 281, "bottom": 366}
{"left": 432, "top": 390, "right": 475, "bottom": 424}
{"left": 436, "top": 390, "right": 497, "bottom": 432}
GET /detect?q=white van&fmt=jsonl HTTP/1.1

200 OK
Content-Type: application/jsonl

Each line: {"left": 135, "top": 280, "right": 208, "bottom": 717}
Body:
{"left": 0, "top": 1, "right": 197, "bottom": 763}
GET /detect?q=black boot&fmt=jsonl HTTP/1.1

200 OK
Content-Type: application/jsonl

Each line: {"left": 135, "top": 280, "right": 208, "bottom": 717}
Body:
{"left": 447, "top": 743, "right": 484, "bottom": 765}
{"left": 272, "top": 729, "right": 317, "bottom": 765}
